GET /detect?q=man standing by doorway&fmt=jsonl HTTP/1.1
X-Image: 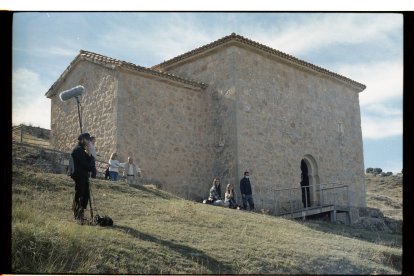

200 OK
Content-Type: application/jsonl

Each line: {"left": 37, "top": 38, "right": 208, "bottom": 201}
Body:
{"left": 301, "top": 159, "right": 311, "bottom": 208}
{"left": 71, "top": 133, "right": 95, "bottom": 223}
{"left": 240, "top": 171, "right": 254, "bottom": 211}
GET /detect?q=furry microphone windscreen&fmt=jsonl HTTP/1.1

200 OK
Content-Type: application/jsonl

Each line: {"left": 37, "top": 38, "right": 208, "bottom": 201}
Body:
{"left": 59, "top": 85, "right": 85, "bottom": 101}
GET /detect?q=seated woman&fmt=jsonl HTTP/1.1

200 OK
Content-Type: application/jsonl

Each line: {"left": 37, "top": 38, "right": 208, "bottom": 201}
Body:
{"left": 224, "top": 183, "right": 237, "bottom": 208}
{"left": 206, "top": 177, "right": 224, "bottom": 206}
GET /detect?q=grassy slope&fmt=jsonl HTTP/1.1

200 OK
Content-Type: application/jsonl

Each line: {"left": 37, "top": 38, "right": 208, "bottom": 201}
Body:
{"left": 365, "top": 174, "right": 402, "bottom": 220}
{"left": 12, "top": 168, "right": 401, "bottom": 274}
{"left": 12, "top": 131, "right": 51, "bottom": 148}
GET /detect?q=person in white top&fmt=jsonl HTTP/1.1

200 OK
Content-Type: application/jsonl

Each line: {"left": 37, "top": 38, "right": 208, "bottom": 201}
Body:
{"left": 87, "top": 136, "right": 97, "bottom": 178}
{"left": 108, "top": 153, "right": 122, "bottom": 181}
{"left": 87, "top": 137, "right": 97, "bottom": 159}
{"left": 122, "top": 157, "right": 142, "bottom": 185}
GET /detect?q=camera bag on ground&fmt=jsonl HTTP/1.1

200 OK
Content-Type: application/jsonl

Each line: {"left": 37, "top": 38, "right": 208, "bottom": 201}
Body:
{"left": 88, "top": 183, "right": 114, "bottom": 227}
{"left": 94, "top": 214, "right": 114, "bottom": 226}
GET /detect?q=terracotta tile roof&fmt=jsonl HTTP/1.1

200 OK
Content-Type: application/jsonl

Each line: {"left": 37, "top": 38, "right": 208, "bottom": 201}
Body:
{"left": 45, "top": 50, "right": 208, "bottom": 98}
{"left": 152, "top": 33, "right": 366, "bottom": 92}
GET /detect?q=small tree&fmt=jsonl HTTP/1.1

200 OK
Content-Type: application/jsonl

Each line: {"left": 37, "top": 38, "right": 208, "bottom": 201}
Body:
{"left": 366, "top": 167, "right": 374, "bottom": 174}
{"left": 373, "top": 168, "right": 382, "bottom": 175}
{"left": 386, "top": 171, "right": 393, "bottom": 176}
{"left": 38, "top": 130, "right": 47, "bottom": 139}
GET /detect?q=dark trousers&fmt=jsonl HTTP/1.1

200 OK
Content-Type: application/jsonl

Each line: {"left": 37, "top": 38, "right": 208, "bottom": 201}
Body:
{"left": 301, "top": 186, "right": 311, "bottom": 208}
{"left": 91, "top": 166, "right": 97, "bottom": 178}
{"left": 242, "top": 194, "right": 255, "bottom": 210}
{"left": 72, "top": 176, "right": 90, "bottom": 219}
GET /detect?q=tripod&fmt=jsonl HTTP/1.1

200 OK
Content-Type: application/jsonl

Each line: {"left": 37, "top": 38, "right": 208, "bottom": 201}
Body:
{"left": 88, "top": 184, "right": 96, "bottom": 225}
{"left": 88, "top": 181, "right": 113, "bottom": 226}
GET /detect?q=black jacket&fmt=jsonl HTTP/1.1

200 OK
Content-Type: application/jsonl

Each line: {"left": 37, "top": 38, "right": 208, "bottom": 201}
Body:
{"left": 71, "top": 143, "right": 94, "bottom": 179}
{"left": 240, "top": 177, "right": 252, "bottom": 195}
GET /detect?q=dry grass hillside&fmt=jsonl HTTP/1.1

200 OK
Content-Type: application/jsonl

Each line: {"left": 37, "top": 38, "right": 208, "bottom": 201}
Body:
{"left": 365, "top": 174, "right": 402, "bottom": 220}
{"left": 11, "top": 167, "right": 402, "bottom": 274}
{"left": 12, "top": 125, "right": 51, "bottom": 148}
{"left": 10, "top": 131, "right": 403, "bottom": 274}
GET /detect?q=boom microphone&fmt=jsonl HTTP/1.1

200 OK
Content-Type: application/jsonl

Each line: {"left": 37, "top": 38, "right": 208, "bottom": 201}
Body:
{"left": 59, "top": 85, "right": 85, "bottom": 101}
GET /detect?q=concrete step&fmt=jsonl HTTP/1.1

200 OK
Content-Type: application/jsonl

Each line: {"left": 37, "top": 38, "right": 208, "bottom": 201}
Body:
{"left": 280, "top": 205, "right": 336, "bottom": 219}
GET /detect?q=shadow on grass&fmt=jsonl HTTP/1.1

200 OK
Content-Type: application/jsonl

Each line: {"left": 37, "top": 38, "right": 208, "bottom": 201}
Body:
{"left": 300, "top": 219, "right": 402, "bottom": 248}
{"left": 95, "top": 180, "right": 176, "bottom": 200}
{"left": 129, "top": 184, "right": 176, "bottom": 200}
{"left": 112, "top": 224, "right": 232, "bottom": 274}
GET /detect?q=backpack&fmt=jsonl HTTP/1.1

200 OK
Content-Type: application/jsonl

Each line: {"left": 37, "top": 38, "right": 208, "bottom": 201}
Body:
{"left": 94, "top": 214, "right": 114, "bottom": 226}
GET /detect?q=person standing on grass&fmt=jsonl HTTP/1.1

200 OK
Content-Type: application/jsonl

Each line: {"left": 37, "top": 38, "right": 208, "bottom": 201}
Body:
{"left": 71, "top": 133, "right": 95, "bottom": 222}
{"left": 122, "top": 157, "right": 142, "bottom": 185}
{"left": 108, "top": 153, "right": 122, "bottom": 181}
{"left": 240, "top": 171, "right": 255, "bottom": 211}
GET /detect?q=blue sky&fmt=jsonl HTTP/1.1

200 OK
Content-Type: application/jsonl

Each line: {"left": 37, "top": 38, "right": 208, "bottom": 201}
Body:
{"left": 12, "top": 12, "right": 403, "bottom": 173}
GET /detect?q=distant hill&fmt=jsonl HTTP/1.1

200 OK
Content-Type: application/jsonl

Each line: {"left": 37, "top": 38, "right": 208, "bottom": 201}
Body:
{"left": 12, "top": 124, "right": 51, "bottom": 148}
{"left": 11, "top": 168, "right": 401, "bottom": 274}
{"left": 365, "top": 174, "right": 402, "bottom": 220}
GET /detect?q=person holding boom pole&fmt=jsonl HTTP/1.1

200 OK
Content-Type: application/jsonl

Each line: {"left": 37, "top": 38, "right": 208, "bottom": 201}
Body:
{"left": 59, "top": 85, "right": 95, "bottom": 223}
{"left": 71, "top": 133, "right": 95, "bottom": 223}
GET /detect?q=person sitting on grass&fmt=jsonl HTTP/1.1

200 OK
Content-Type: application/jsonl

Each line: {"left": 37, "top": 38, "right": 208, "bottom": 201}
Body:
{"left": 224, "top": 183, "right": 238, "bottom": 209}
{"left": 207, "top": 177, "right": 224, "bottom": 206}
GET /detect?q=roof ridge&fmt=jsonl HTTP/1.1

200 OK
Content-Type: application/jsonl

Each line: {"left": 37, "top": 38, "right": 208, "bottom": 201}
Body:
{"left": 45, "top": 50, "right": 208, "bottom": 97}
{"left": 79, "top": 50, "right": 208, "bottom": 88}
{"left": 152, "top": 33, "right": 366, "bottom": 91}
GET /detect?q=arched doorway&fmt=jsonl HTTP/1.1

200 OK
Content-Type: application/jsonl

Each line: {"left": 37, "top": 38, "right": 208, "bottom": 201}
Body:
{"left": 300, "top": 160, "right": 311, "bottom": 208}
{"left": 300, "top": 155, "right": 320, "bottom": 207}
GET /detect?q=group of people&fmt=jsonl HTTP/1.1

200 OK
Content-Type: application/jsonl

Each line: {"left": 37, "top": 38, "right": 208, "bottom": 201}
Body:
{"left": 70, "top": 132, "right": 254, "bottom": 224}
{"left": 204, "top": 171, "right": 255, "bottom": 211}
{"left": 104, "top": 153, "right": 142, "bottom": 185}
{"left": 69, "top": 132, "right": 142, "bottom": 222}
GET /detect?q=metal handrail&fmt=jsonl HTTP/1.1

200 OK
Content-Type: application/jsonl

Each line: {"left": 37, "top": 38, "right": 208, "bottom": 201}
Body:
{"left": 271, "top": 182, "right": 342, "bottom": 192}
{"left": 269, "top": 183, "right": 349, "bottom": 216}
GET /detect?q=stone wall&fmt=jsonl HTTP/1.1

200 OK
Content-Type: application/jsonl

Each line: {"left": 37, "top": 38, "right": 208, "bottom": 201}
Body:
{"left": 115, "top": 69, "right": 214, "bottom": 199}
{"left": 50, "top": 60, "right": 118, "bottom": 161}
{"left": 161, "top": 44, "right": 365, "bottom": 208}
{"left": 162, "top": 46, "right": 240, "bottom": 197}
{"left": 231, "top": 46, "right": 365, "bottom": 209}
{"left": 49, "top": 43, "right": 365, "bottom": 208}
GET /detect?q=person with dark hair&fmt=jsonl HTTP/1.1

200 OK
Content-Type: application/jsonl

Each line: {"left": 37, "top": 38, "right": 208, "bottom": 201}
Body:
{"left": 71, "top": 133, "right": 95, "bottom": 223}
{"left": 207, "top": 177, "right": 224, "bottom": 206}
{"left": 240, "top": 171, "right": 254, "bottom": 210}
{"left": 300, "top": 160, "right": 311, "bottom": 208}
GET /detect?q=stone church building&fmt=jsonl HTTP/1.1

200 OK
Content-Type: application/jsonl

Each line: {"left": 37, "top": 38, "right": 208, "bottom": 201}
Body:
{"left": 46, "top": 33, "right": 366, "bottom": 214}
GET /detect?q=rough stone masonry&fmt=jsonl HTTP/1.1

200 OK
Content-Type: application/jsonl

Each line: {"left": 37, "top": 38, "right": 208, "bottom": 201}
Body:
{"left": 46, "top": 33, "right": 366, "bottom": 217}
